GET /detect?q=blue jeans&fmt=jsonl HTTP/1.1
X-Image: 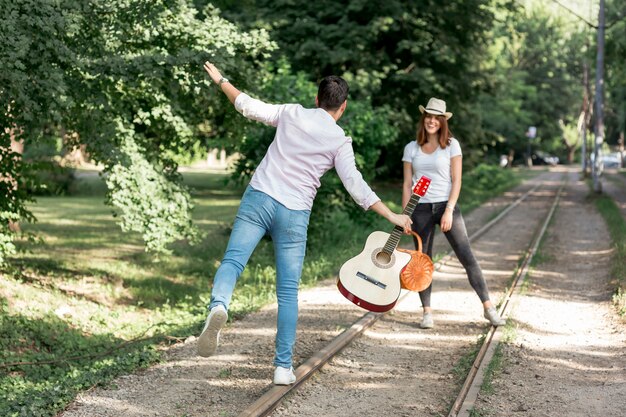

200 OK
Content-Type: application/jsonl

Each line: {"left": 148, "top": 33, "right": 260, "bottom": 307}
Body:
{"left": 410, "top": 202, "right": 490, "bottom": 307}
{"left": 210, "top": 186, "right": 310, "bottom": 368}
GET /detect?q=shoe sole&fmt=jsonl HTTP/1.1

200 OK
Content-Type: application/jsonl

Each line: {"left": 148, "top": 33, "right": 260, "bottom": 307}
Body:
{"left": 197, "top": 310, "right": 228, "bottom": 357}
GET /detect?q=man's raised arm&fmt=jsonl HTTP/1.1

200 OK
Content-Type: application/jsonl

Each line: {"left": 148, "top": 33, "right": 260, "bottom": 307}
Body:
{"left": 204, "top": 61, "right": 241, "bottom": 104}
{"left": 204, "top": 61, "right": 285, "bottom": 127}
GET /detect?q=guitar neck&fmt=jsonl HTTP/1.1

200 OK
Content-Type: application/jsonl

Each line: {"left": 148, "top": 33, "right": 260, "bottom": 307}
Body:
{"left": 382, "top": 193, "right": 421, "bottom": 254}
{"left": 402, "top": 192, "right": 421, "bottom": 217}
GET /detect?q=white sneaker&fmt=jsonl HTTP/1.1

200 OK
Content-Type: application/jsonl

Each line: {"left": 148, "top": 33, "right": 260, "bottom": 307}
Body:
{"left": 273, "top": 366, "right": 296, "bottom": 385}
{"left": 484, "top": 306, "right": 506, "bottom": 326}
{"left": 197, "top": 305, "right": 228, "bottom": 357}
{"left": 420, "top": 312, "right": 434, "bottom": 329}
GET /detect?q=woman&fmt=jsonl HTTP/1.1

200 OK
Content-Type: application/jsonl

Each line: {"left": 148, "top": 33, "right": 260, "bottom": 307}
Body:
{"left": 402, "top": 97, "right": 505, "bottom": 329}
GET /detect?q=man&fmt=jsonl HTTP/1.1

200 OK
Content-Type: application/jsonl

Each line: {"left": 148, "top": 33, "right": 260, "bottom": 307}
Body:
{"left": 199, "top": 61, "right": 412, "bottom": 385}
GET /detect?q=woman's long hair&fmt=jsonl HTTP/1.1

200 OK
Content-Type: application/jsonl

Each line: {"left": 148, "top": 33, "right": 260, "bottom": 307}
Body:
{"left": 416, "top": 114, "right": 453, "bottom": 148}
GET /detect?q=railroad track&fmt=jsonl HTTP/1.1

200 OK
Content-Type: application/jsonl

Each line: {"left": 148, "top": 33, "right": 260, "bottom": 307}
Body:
{"left": 238, "top": 171, "right": 567, "bottom": 417}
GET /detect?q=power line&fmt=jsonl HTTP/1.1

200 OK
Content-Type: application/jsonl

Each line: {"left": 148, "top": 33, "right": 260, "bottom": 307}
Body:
{"left": 547, "top": 0, "right": 626, "bottom": 30}
{"left": 606, "top": 8, "right": 626, "bottom": 29}
{"left": 548, "top": 0, "right": 597, "bottom": 28}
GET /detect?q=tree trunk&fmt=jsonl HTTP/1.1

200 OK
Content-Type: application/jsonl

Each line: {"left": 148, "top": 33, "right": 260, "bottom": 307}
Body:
{"left": 8, "top": 128, "right": 23, "bottom": 232}
{"left": 61, "top": 130, "right": 89, "bottom": 166}
{"left": 507, "top": 149, "right": 514, "bottom": 169}
{"left": 567, "top": 147, "right": 575, "bottom": 165}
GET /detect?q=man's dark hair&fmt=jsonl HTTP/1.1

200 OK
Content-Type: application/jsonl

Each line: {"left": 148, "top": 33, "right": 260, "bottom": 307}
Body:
{"left": 317, "top": 76, "right": 349, "bottom": 110}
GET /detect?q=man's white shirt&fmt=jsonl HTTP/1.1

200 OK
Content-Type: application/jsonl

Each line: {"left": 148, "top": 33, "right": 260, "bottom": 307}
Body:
{"left": 235, "top": 93, "right": 380, "bottom": 211}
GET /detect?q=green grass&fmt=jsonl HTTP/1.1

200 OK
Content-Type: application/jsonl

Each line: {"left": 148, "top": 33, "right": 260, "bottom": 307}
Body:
{"left": 591, "top": 191, "right": 626, "bottom": 316}
{"left": 479, "top": 325, "right": 516, "bottom": 394}
{"left": 1, "top": 172, "right": 245, "bottom": 416}
{"left": 448, "top": 333, "right": 485, "bottom": 415}
{"left": 465, "top": 312, "right": 518, "bottom": 417}
{"left": 1, "top": 166, "right": 531, "bottom": 416}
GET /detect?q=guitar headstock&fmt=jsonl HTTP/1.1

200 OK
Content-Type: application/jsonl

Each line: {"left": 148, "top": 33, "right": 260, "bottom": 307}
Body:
{"left": 412, "top": 176, "right": 431, "bottom": 197}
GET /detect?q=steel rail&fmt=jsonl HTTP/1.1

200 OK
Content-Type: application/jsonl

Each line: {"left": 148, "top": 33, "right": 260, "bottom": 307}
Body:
{"left": 237, "top": 178, "right": 547, "bottom": 417}
{"left": 435, "top": 181, "right": 543, "bottom": 269}
{"left": 238, "top": 311, "right": 381, "bottom": 417}
{"left": 449, "top": 177, "right": 566, "bottom": 417}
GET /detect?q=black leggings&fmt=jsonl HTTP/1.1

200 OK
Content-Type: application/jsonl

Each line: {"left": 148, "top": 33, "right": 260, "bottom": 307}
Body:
{"left": 411, "top": 202, "right": 490, "bottom": 308}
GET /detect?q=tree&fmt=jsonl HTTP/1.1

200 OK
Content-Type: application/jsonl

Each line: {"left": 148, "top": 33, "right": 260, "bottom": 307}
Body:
{"left": 604, "top": 0, "right": 626, "bottom": 156}
{"left": 0, "top": 0, "right": 275, "bottom": 262}
{"left": 210, "top": 0, "right": 497, "bottom": 171}
{"left": 1, "top": 0, "right": 75, "bottom": 263}
{"left": 477, "top": 2, "right": 585, "bottom": 163}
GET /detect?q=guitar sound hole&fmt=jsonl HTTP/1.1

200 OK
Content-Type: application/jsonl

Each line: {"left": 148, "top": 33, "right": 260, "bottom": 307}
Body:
{"left": 375, "top": 251, "right": 392, "bottom": 265}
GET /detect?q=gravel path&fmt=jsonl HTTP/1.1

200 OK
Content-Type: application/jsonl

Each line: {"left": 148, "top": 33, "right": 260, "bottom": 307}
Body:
{"left": 60, "top": 167, "right": 625, "bottom": 417}
{"left": 473, "top": 168, "right": 626, "bottom": 416}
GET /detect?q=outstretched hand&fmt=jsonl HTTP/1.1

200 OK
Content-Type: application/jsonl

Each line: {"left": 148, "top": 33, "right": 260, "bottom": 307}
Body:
{"left": 368, "top": 201, "right": 412, "bottom": 234}
{"left": 203, "top": 60, "right": 240, "bottom": 104}
{"left": 203, "top": 61, "right": 223, "bottom": 85}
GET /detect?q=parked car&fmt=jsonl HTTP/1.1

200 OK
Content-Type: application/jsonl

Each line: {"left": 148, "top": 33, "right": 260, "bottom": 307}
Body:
{"left": 601, "top": 152, "right": 622, "bottom": 169}
{"left": 590, "top": 152, "right": 623, "bottom": 169}
{"left": 513, "top": 151, "right": 559, "bottom": 166}
{"left": 531, "top": 151, "right": 559, "bottom": 166}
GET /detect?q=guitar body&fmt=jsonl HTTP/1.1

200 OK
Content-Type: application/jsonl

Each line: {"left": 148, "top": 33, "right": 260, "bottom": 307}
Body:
{"left": 338, "top": 231, "right": 411, "bottom": 312}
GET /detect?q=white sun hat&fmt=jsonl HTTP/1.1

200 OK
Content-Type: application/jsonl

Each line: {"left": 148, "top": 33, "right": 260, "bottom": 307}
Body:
{"left": 419, "top": 97, "right": 453, "bottom": 120}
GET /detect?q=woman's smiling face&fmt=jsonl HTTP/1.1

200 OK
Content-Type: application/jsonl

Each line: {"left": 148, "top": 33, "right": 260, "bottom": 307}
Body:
{"left": 424, "top": 114, "right": 441, "bottom": 135}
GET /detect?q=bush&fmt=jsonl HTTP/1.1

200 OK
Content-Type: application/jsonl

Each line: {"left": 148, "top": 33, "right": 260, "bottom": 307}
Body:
{"left": 29, "top": 162, "right": 75, "bottom": 196}
{"left": 21, "top": 136, "right": 75, "bottom": 196}
{"left": 460, "top": 164, "right": 517, "bottom": 211}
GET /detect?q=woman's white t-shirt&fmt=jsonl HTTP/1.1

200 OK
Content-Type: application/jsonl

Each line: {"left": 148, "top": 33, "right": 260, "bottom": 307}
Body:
{"left": 402, "top": 138, "right": 462, "bottom": 203}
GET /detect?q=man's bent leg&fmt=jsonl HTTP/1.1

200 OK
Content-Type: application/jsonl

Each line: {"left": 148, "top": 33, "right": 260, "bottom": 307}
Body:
{"left": 210, "top": 187, "right": 273, "bottom": 310}
{"left": 200, "top": 215, "right": 265, "bottom": 357}
{"left": 200, "top": 188, "right": 274, "bottom": 357}
{"left": 209, "top": 218, "right": 266, "bottom": 310}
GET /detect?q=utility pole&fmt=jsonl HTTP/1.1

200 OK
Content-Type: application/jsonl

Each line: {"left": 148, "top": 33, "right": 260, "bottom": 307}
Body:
{"left": 526, "top": 133, "right": 532, "bottom": 167}
{"left": 581, "top": 61, "right": 589, "bottom": 175}
{"left": 619, "top": 132, "right": 625, "bottom": 168}
{"left": 592, "top": 0, "right": 605, "bottom": 193}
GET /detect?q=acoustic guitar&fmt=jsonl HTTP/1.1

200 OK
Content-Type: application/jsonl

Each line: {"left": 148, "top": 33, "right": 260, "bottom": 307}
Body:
{"left": 337, "top": 176, "right": 431, "bottom": 312}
